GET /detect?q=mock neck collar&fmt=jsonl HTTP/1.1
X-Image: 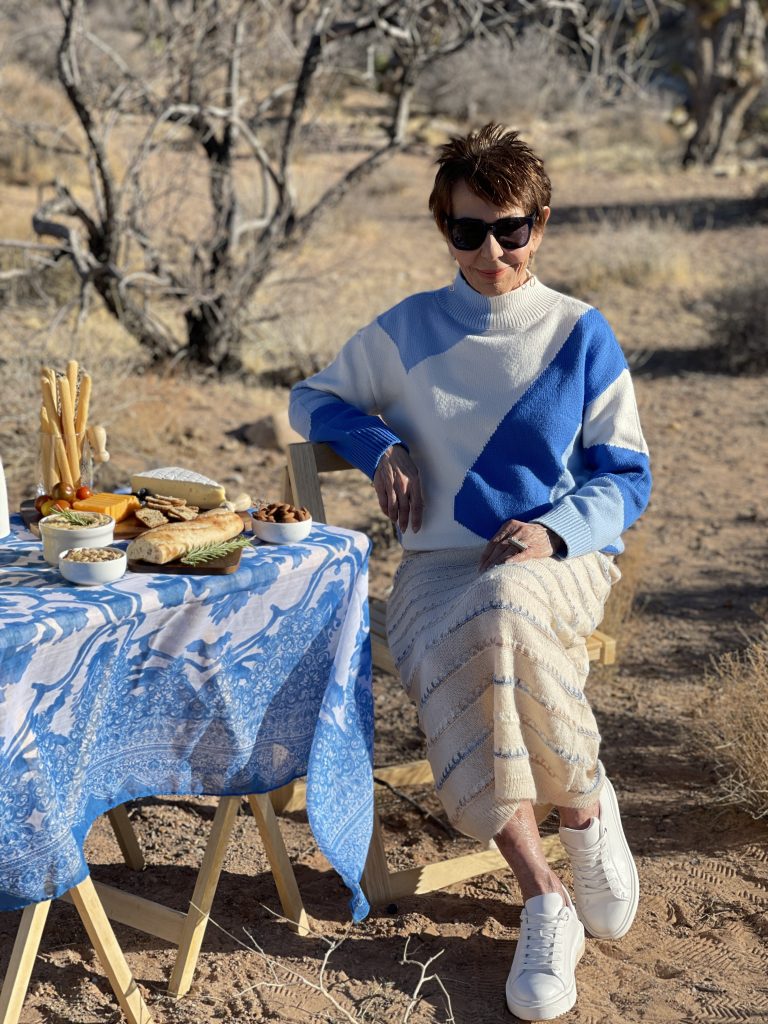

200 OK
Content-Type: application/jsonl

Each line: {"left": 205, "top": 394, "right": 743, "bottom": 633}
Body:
{"left": 440, "top": 270, "right": 559, "bottom": 331}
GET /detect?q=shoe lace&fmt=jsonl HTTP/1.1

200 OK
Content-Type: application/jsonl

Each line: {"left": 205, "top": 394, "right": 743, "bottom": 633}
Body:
{"left": 521, "top": 910, "right": 565, "bottom": 972}
{"left": 572, "top": 829, "right": 626, "bottom": 898}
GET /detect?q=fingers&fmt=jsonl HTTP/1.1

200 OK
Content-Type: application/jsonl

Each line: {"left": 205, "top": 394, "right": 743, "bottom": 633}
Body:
{"left": 478, "top": 537, "right": 527, "bottom": 573}
{"left": 479, "top": 521, "right": 557, "bottom": 572}
{"left": 372, "top": 446, "right": 424, "bottom": 533}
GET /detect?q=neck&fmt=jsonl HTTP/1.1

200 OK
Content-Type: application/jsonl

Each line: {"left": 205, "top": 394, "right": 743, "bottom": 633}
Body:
{"left": 442, "top": 271, "right": 558, "bottom": 331}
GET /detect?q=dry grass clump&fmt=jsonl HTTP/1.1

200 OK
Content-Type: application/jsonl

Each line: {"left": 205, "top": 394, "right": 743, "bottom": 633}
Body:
{"left": 705, "top": 274, "right": 768, "bottom": 376}
{"left": 701, "top": 623, "right": 768, "bottom": 820}
{"left": 548, "top": 217, "right": 693, "bottom": 301}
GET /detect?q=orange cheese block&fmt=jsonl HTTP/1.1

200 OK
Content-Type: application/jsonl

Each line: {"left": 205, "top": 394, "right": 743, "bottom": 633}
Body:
{"left": 72, "top": 492, "right": 141, "bottom": 522}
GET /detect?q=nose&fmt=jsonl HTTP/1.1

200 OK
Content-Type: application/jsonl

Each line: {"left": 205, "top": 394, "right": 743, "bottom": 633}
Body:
{"left": 480, "top": 230, "right": 504, "bottom": 259}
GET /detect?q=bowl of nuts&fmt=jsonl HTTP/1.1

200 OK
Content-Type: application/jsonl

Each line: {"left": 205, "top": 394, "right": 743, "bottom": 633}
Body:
{"left": 251, "top": 502, "right": 313, "bottom": 544}
{"left": 58, "top": 546, "right": 127, "bottom": 586}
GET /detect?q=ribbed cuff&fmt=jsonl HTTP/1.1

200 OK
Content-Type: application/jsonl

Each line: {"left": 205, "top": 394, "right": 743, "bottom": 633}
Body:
{"left": 533, "top": 503, "right": 594, "bottom": 559}
{"left": 344, "top": 427, "right": 404, "bottom": 479}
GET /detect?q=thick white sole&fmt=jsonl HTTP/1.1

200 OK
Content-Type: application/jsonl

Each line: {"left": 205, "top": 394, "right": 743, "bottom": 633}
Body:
{"left": 506, "top": 937, "right": 585, "bottom": 1020}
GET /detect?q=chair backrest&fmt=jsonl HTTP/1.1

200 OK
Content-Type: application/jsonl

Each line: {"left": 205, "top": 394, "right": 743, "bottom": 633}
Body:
{"left": 285, "top": 442, "right": 358, "bottom": 524}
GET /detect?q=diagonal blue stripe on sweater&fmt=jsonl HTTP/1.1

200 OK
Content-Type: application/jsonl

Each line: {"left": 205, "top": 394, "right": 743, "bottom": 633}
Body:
{"left": 454, "top": 309, "right": 627, "bottom": 539}
{"left": 378, "top": 290, "right": 470, "bottom": 372}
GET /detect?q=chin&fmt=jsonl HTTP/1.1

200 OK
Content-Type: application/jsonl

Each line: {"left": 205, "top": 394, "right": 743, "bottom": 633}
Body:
{"left": 469, "top": 270, "right": 524, "bottom": 296}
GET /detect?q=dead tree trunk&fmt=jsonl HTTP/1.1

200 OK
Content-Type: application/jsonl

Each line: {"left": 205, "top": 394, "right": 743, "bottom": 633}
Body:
{"left": 683, "top": 0, "right": 767, "bottom": 166}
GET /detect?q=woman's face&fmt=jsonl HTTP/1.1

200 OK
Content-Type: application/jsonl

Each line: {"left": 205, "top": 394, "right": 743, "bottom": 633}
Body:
{"left": 447, "top": 180, "right": 550, "bottom": 297}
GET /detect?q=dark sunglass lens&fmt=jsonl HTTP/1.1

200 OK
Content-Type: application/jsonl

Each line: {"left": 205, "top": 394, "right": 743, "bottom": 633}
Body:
{"left": 450, "top": 219, "right": 487, "bottom": 250}
{"left": 495, "top": 220, "right": 531, "bottom": 250}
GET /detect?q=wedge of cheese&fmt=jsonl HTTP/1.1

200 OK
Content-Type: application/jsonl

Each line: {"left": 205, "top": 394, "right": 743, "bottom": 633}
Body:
{"left": 130, "top": 467, "right": 226, "bottom": 509}
{"left": 72, "top": 493, "right": 141, "bottom": 522}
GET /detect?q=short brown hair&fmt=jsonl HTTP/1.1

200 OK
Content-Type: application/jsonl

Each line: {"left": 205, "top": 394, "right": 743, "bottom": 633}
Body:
{"left": 428, "top": 123, "right": 551, "bottom": 235}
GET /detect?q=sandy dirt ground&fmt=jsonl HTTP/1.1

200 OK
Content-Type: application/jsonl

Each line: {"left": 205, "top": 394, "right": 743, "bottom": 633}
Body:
{"left": 1, "top": 151, "right": 767, "bottom": 1024}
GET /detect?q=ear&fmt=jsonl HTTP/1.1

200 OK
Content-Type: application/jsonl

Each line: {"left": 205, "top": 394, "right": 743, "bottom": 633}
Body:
{"left": 530, "top": 206, "right": 551, "bottom": 253}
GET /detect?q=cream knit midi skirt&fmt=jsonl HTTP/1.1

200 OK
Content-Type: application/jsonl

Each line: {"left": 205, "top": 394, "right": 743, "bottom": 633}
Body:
{"left": 386, "top": 547, "right": 620, "bottom": 842}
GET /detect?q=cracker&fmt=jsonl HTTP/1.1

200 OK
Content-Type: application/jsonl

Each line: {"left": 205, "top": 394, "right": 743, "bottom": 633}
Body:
{"left": 136, "top": 508, "right": 169, "bottom": 528}
{"left": 148, "top": 492, "right": 186, "bottom": 506}
{"left": 166, "top": 506, "right": 199, "bottom": 521}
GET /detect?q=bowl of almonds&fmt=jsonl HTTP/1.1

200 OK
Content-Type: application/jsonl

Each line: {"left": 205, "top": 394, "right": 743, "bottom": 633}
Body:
{"left": 58, "top": 546, "right": 127, "bottom": 586}
{"left": 251, "top": 502, "right": 312, "bottom": 544}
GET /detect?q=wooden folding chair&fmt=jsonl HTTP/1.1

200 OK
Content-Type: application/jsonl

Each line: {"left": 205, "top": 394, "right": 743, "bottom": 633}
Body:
{"left": 91, "top": 794, "right": 308, "bottom": 1000}
{"left": 282, "top": 441, "right": 617, "bottom": 906}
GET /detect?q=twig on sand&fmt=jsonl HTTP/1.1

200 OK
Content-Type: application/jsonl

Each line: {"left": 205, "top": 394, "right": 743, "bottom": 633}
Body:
{"left": 194, "top": 902, "right": 456, "bottom": 1022}
{"left": 400, "top": 936, "right": 456, "bottom": 1024}
{"left": 373, "top": 774, "right": 460, "bottom": 838}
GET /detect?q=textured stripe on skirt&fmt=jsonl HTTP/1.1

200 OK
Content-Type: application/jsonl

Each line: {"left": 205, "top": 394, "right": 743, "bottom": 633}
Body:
{"left": 386, "top": 547, "right": 620, "bottom": 841}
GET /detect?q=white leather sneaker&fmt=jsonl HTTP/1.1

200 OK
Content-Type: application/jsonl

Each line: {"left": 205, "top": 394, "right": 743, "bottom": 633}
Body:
{"left": 559, "top": 775, "right": 639, "bottom": 940}
{"left": 505, "top": 891, "right": 585, "bottom": 1020}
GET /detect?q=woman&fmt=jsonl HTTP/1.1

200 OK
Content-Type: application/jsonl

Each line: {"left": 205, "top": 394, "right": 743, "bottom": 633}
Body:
{"left": 289, "top": 124, "right": 651, "bottom": 1021}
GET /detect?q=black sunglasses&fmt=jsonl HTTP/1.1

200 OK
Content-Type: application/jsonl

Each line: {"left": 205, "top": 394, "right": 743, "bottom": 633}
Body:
{"left": 446, "top": 214, "right": 536, "bottom": 252}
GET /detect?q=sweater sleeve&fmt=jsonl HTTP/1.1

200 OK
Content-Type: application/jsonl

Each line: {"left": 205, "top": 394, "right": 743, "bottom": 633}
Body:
{"left": 533, "top": 348, "right": 652, "bottom": 559}
{"left": 288, "top": 321, "right": 404, "bottom": 479}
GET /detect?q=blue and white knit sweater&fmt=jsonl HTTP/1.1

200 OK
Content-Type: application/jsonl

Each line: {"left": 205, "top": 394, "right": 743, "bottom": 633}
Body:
{"left": 289, "top": 272, "right": 651, "bottom": 557}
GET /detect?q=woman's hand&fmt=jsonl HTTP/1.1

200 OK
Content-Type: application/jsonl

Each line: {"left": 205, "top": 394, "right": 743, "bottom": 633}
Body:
{"left": 373, "top": 445, "right": 424, "bottom": 534}
{"left": 479, "top": 519, "right": 563, "bottom": 573}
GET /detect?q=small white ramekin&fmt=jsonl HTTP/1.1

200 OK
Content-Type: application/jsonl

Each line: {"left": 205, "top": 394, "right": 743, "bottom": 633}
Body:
{"left": 251, "top": 516, "right": 313, "bottom": 544}
{"left": 58, "top": 546, "right": 127, "bottom": 586}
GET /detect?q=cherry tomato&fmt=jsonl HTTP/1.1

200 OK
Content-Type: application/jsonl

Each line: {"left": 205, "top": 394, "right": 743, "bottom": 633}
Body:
{"left": 34, "top": 494, "right": 51, "bottom": 513}
{"left": 52, "top": 482, "right": 76, "bottom": 503}
{"left": 75, "top": 485, "right": 93, "bottom": 501}
{"left": 40, "top": 499, "right": 61, "bottom": 517}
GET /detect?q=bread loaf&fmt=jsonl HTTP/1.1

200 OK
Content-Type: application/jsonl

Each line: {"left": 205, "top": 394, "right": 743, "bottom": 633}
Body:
{"left": 127, "top": 508, "right": 244, "bottom": 564}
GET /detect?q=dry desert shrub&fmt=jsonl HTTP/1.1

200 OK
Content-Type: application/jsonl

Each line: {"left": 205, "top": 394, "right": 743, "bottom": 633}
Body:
{"left": 416, "top": 30, "right": 589, "bottom": 125}
{"left": 701, "top": 625, "right": 768, "bottom": 820}
{"left": 705, "top": 274, "right": 768, "bottom": 376}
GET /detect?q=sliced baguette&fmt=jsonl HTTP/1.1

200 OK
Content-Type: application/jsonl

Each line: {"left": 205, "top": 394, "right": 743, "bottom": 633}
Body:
{"left": 127, "top": 508, "right": 244, "bottom": 564}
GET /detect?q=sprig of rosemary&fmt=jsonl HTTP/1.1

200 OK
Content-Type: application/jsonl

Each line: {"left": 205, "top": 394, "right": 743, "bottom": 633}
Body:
{"left": 180, "top": 535, "right": 253, "bottom": 566}
{"left": 50, "top": 506, "right": 99, "bottom": 527}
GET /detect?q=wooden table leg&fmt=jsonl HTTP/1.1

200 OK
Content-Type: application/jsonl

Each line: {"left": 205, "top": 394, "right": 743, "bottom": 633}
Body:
{"left": 0, "top": 899, "right": 50, "bottom": 1024}
{"left": 167, "top": 795, "right": 240, "bottom": 1000}
{"left": 1, "top": 879, "right": 152, "bottom": 1024}
{"left": 247, "top": 794, "right": 310, "bottom": 936}
{"left": 107, "top": 805, "right": 146, "bottom": 872}
{"left": 69, "top": 876, "right": 153, "bottom": 1024}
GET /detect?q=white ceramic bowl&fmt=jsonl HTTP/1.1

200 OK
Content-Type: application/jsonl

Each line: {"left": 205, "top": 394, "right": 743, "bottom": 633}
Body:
{"left": 39, "top": 512, "right": 115, "bottom": 566}
{"left": 251, "top": 515, "right": 313, "bottom": 544}
{"left": 58, "top": 547, "right": 127, "bottom": 586}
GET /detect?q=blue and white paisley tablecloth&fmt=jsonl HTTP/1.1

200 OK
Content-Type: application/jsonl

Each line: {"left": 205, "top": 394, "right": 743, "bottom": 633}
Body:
{"left": 0, "top": 516, "right": 373, "bottom": 919}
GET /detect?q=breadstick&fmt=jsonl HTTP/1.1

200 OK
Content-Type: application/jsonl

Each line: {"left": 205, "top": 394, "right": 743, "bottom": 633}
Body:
{"left": 57, "top": 376, "right": 81, "bottom": 484}
{"left": 53, "top": 434, "right": 74, "bottom": 487}
{"left": 39, "top": 408, "right": 57, "bottom": 493}
{"left": 66, "top": 359, "right": 78, "bottom": 407}
{"left": 41, "top": 376, "right": 62, "bottom": 437}
{"left": 74, "top": 371, "right": 91, "bottom": 458}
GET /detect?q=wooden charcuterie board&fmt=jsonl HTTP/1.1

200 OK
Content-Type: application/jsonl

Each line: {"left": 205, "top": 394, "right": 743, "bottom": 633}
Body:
{"left": 127, "top": 547, "right": 245, "bottom": 576}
